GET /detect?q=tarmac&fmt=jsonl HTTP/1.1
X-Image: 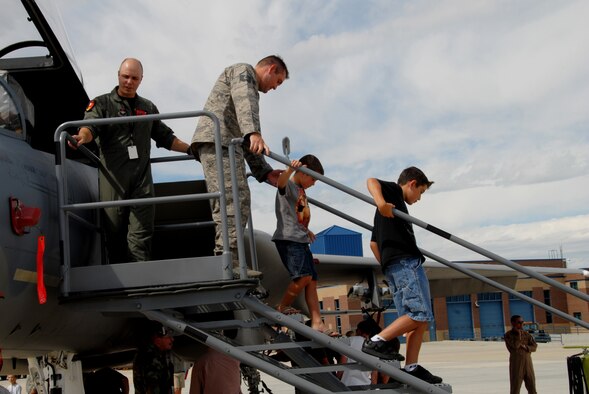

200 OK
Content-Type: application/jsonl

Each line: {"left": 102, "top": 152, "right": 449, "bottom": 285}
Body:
{"left": 238, "top": 340, "right": 578, "bottom": 393}
{"left": 5, "top": 339, "right": 581, "bottom": 393}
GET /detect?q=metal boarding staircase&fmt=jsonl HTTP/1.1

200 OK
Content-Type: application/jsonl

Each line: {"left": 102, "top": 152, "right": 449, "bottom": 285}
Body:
{"left": 53, "top": 112, "right": 450, "bottom": 393}
{"left": 52, "top": 111, "right": 588, "bottom": 393}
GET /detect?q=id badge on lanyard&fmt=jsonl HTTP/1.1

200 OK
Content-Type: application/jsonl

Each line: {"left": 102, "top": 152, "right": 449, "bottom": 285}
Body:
{"left": 128, "top": 145, "right": 139, "bottom": 160}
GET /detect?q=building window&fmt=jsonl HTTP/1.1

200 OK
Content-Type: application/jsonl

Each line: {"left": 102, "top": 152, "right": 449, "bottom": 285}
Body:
{"left": 335, "top": 299, "right": 340, "bottom": 311}
{"left": 509, "top": 291, "right": 532, "bottom": 300}
{"left": 319, "top": 301, "right": 323, "bottom": 311}
{"left": 477, "top": 292, "right": 502, "bottom": 301}
{"left": 574, "top": 312, "right": 582, "bottom": 321}
{"left": 571, "top": 281, "right": 579, "bottom": 290}
{"left": 336, "top": 316, "right": 342, "bottom": 334}
{"left": 447, "top": 295, "right": 471, "bottom": 303}
{"left": 543, "top": 289, "right": 551, "bottom": 305}
{"left": 541, "top": 289, "right": 553, "bottom": 323}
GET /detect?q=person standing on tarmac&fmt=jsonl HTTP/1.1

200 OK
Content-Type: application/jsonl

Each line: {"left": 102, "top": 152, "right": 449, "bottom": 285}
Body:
{"left": 505, "top": 315, "right": 538, "bottom": 394}
{"left": 133, "top": 321, "right": 175, "bottom": 394}
{"left": 70, "top": 58, "right": 191, "bottom": 264}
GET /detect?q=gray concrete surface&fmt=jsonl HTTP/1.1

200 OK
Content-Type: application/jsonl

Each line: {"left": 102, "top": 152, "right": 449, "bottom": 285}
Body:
{"left": 6, "top": 340, "right": 581, "bottom": 393}
{"left": 242, "top": 340, "right": 578, "bottom": 393}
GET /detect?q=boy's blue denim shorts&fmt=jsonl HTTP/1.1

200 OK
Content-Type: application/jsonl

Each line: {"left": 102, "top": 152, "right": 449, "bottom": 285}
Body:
{"left": 274, "top": 240, "right": 318, "bottom": 281}
{"left": 384, "top": 256, "right": 433, "bottom": 322}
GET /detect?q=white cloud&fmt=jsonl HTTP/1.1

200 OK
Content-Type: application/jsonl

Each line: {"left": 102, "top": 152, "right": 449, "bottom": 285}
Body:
{"left": 5, "top": 0, "right": 587, "bottom": 268}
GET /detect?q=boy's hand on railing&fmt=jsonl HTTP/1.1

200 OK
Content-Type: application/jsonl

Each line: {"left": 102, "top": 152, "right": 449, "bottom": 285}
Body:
{"left": 377, "top": 202, "right": 395, "bottom": 218}
{"left": 288, "top": 159, "right": 302, "bottom": 171}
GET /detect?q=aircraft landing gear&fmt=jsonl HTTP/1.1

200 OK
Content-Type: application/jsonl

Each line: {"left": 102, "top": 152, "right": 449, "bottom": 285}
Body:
{"left": 27, "top": 352, "right": 85, "bottom": 394}
{"left": 241, "top": 364, "right": 265, "bottom": 394}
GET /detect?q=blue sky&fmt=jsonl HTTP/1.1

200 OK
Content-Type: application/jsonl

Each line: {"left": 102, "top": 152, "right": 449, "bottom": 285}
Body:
{"left": 5, "top": 0, "right": 589, "bottom": 267}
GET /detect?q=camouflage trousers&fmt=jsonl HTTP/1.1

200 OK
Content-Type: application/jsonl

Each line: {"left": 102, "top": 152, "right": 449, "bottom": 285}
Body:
{"left": 197, "top": 143, "right": 250, "bottom": 265}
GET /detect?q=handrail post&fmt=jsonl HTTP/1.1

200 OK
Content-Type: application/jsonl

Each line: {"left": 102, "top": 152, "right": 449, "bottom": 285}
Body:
{"left": 247, "top": 213, "right": 259, "bottom": 272}
{"left": 228, "top": 138, "right": 247, "bottom": 279}
{"left": 56, "top": 129, "right": 71, "bottom": 295}
{"left": 211, "top": 118, "right": 232, "bottom": 280}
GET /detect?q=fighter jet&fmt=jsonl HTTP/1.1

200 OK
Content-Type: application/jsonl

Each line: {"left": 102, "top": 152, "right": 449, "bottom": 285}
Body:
{"left": 1, "top": 2, "right": 585, "bottom": 394}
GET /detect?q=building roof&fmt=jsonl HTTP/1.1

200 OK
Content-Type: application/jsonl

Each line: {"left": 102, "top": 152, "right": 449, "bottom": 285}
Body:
{"left": 315, "top": 225, "right": 361, "bottom": 237}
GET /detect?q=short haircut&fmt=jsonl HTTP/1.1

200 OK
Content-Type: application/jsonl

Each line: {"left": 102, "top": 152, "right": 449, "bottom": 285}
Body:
{"left": 511, "top": 315, "right": 522, "bottom": 324}
{"left": 119, "top": 57, "right": 143, "bottom": 74}
{"left": 299, "top": 154, "right": 324, "bottom": 175}
{"left": 257, "top": 55, "right": 289, "bottom": 79}
{"left": 398, "top": 166, "right": 434, "bottom": 188}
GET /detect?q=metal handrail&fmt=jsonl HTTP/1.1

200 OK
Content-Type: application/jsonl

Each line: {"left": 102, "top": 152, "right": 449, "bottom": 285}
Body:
{"left": 53, "top": 110, "right": 232, "bottom": 295}
{"left": 310, "top": 194, "right": 589, "bottom": 329}
{"left": 265, "top": 150, "right": 589, "bottom": 330}
{"left": 62, "top": 133, "right": 125, "bottom": 197}
{"left": 421, "top": 250, "right": 589, "bottom": 328}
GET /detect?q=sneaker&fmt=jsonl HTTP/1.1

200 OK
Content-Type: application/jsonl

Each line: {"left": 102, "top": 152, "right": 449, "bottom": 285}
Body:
{"left": 402, "top": 365, "right": 443, "bottom": 384}
{"left": 361, "top": 339, "right": 405, "bottom": 361}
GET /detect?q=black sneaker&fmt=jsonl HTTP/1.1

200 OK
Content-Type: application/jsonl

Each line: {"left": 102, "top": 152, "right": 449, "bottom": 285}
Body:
{"left": 361, "top": 339, "right": 405, "bottom": 361}
{"left": 402, "top": 365, "right": 443, "bottom": 384}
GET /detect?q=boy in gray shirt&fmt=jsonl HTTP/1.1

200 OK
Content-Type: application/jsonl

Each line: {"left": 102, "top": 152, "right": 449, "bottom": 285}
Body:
{"left": 272, "top": 154, "right": 325, "bottom": 332}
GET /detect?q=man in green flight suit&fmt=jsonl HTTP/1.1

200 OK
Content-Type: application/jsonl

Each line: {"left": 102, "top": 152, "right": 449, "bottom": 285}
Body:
{"left": 71, "top": 58, "right": 190, "bottom": 264}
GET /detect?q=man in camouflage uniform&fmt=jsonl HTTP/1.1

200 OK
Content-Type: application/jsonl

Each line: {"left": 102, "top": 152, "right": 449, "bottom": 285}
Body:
{"left": 71, "top": 58, "right": 190, "bottom": 264}
{"left": 504, "top": 315, "right": 538, "bottom": 394}
{"left": 190, "top": 55, "right": 289, "bottom": 267}
{"left": 133, "top": 321, "right": 175, "bottom": 394}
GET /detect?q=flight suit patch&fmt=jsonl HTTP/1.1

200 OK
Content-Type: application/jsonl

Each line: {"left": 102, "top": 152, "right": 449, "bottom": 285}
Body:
{"left": 85, "top": 100, "right": 95, "bottom": 112}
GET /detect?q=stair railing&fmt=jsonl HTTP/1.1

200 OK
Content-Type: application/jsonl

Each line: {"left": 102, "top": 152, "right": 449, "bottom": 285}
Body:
{"left": 53, "top": 110, "right": 234, "bottom": 296}
{"left": 262, "top": 150, "right": 589, "bottom": 330}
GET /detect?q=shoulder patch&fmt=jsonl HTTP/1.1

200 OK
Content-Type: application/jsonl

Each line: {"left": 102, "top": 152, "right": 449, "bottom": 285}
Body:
{"left": 85, "top": 100, "right": 96, "bottom": 112}
{"left": 239, "top": 72, "right": 254, "bottom": 84}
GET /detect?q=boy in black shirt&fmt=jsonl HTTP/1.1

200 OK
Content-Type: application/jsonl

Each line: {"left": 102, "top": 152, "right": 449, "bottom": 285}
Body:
{"left": 361, "top": 166, "right": 442, "bottom": 384}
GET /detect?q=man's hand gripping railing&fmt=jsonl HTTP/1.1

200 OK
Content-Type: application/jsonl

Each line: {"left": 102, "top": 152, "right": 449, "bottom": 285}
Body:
{"left": 64, "top": 133, "right": 126, "bottom": 198}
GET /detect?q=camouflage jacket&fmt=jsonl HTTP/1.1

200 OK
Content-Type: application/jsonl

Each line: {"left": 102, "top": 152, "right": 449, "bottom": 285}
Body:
{"left": 133, "top": 344, "right": 174, "bottom": 394}
{"left": 192, "top": 63, "right": 271, "bottom": 182}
